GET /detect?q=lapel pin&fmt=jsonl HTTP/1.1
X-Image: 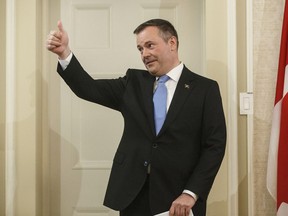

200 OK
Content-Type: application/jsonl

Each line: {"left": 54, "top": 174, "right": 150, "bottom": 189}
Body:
{"left": 184, "top": 84, "right": 190, "bottom": 89}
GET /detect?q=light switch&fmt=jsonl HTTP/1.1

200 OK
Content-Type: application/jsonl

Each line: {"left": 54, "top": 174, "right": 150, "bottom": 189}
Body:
{"left": 240, "top": 92, "right": 253, "bottom": 115}
{"left": 243, "top": 97, "right": 250, "bottom": 110}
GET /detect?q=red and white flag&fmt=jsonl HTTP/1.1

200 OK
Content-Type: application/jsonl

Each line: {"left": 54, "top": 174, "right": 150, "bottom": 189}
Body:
{"left": 267, "top": 1, "right": 288, "bottom": 215}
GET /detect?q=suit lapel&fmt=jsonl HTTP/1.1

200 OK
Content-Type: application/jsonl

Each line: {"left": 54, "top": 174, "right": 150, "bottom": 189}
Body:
{"left": 139, "top": 72, "right": 157, "bottom": 136}
{"left": 158, "top": 66, "right": 197, "bottom": 135}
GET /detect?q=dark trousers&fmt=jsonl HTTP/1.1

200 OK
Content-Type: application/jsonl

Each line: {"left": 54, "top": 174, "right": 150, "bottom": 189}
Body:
{"left": 120, "top": 176, "right": 153, "bottom": 216}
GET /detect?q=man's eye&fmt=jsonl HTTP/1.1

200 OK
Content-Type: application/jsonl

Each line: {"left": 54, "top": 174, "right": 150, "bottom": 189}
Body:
{"left": 148, "top": 43, "right": 154, "bottom": 48}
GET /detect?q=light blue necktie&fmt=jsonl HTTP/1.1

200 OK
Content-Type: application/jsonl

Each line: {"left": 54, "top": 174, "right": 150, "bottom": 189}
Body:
{"left": 153, "top": 75, "right": 170, "bottom": 134}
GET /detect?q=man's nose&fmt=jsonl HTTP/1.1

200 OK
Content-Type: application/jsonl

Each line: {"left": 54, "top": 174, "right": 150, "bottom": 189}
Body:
{"left": 142, "top": 48, "right": 150, "bottom": 58}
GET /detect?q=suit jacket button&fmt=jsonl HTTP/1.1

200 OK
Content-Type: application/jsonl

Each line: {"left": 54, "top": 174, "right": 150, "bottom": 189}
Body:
{"left": 144, "top": 161, "right": 148, "bottom": 167}
{"left": 152, "top": 143, "right": 158, "bottom": 148}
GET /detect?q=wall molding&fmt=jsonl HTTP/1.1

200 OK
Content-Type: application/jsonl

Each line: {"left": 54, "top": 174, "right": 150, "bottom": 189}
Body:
{"left": 246, "top": 0, "right": 254, "bottom": 215}
{"left": 227, "top": 0, "right": 239, "bottom": 215}
{"left": 73, "top": 206, "right": 110, "bottom": 214}
{"left": 5, "top": 0, "right": 16, "bottom": 215}
{"left": 73, "top": 160, "right": 112, "bottom": 170}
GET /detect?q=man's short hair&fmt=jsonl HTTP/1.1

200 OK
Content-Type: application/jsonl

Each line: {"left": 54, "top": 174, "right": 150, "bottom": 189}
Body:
{"left": 133, "top": 19, "right": 179, "bottom": 48}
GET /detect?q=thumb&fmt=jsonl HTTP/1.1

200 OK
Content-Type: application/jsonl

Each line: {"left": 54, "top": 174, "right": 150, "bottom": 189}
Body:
{"left": 57, "top": 20, "right": 65, "bottom": 32}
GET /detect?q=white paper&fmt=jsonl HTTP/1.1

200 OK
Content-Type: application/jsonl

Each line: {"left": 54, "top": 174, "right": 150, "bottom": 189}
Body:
{"left": 154, "top": 209, "right": 193, "bottom": 216}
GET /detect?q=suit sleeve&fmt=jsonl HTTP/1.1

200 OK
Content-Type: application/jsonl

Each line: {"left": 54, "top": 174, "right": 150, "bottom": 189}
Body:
{"left": 57, "top": 55, "right": 127, "bottom": 111}
{"left": 186, "top": 81, "right": 226, "bottom": 201}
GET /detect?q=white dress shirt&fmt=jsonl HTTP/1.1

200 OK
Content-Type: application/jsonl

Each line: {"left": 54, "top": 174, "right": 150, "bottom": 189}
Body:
{"left": 155, "top": 62, "right": 183, "bottom": 111}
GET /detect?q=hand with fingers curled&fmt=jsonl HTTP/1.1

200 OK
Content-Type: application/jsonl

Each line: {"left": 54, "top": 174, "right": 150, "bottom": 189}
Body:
{"left": 46, "top": 20, "right": 71, "bottom": 59}
{"left": 169, "top": 193, "right": 196, "bottom": 216}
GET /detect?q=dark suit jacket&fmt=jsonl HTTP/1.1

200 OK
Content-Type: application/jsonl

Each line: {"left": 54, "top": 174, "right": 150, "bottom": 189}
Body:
{"left": 57, "top": 55, "right": 226, "bottom": 216}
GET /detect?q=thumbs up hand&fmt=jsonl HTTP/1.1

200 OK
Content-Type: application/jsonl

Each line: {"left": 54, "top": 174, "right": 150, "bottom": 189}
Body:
{"left": 46, "top": 20, "right": 71, "bottom": 59}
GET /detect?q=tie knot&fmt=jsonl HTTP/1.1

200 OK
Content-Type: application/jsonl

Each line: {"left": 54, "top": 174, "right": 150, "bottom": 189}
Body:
{"left": 158, "top": 75, "right": 170, "bottom": 83}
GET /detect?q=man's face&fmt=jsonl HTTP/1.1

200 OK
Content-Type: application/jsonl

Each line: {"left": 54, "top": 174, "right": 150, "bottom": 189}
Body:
{"left": 136, "top": 26, "right": 177, "bottom": 76}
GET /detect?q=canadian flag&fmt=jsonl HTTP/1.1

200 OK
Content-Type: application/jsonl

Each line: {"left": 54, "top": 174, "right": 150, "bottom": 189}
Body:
{"left": 266, "top": 0, "right": 288, "bottom": 215}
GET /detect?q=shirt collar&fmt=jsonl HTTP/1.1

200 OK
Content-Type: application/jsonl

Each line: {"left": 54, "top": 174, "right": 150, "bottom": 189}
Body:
{"left": 166, "top": 62, "right": 184, "bottom": 82}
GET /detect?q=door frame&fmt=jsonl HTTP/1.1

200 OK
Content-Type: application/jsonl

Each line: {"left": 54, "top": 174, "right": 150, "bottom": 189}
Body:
{"left": 3, "top": 0, "right": 247, "bottom": 215}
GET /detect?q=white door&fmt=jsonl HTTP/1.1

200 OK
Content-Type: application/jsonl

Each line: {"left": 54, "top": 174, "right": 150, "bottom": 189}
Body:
{"left": 58, "top": 0, "right": 204, "bottom": 215}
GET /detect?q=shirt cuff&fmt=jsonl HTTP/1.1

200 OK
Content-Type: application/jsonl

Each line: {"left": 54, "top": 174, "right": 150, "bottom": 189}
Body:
{"left": 183, "top": 190, "right": 198, "bottom": 202}
{"left": 58, "top": 52, "right": 73, "bottom": 70}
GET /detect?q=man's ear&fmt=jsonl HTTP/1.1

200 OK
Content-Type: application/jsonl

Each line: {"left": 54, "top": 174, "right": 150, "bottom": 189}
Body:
{"left": 169, "top": 36, "right": 178, "bottom": 51}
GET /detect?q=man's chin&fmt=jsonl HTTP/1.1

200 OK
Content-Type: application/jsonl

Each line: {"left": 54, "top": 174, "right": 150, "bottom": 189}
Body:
{"left": 147, "top": 69, "right": 158, "bottom": 76}
{"left": 145, "top": 65, "right": 160, "bottom": 76}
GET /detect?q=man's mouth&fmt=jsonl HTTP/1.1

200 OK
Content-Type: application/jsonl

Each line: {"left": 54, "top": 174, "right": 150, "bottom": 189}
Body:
{"left": 145, "top": 59, "right": 156, "bottom": 66}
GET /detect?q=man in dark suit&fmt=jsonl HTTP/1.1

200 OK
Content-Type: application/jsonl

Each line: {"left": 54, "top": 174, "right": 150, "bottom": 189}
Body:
{"left": 47, "top": 19, "right": 226, "bottom": 216}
